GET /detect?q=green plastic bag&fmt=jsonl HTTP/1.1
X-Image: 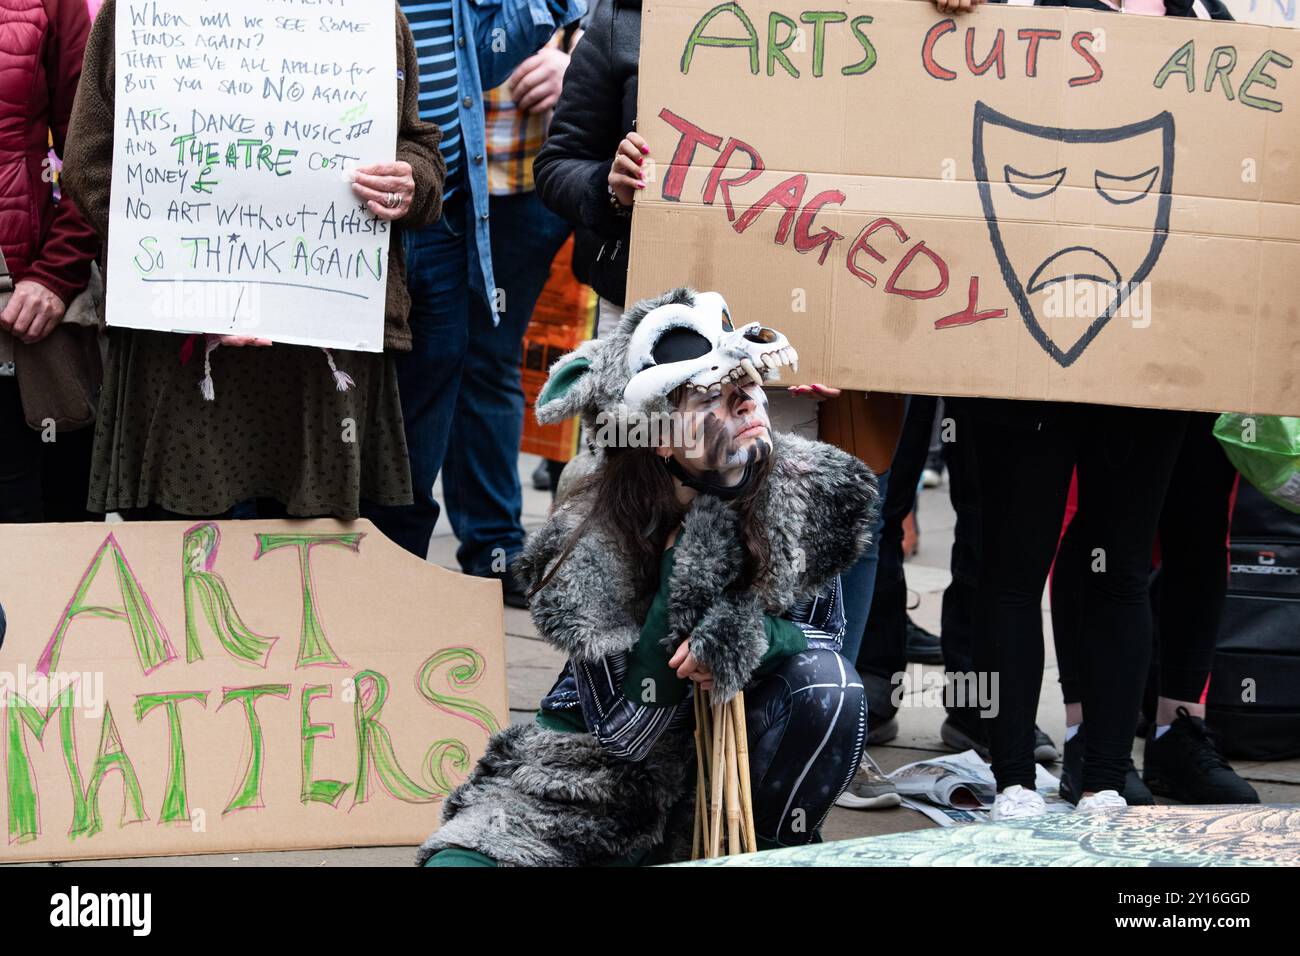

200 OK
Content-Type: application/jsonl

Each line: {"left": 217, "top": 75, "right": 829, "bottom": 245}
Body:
{"left": 1215, "top": 414, "right": 1300, "bottom": 514}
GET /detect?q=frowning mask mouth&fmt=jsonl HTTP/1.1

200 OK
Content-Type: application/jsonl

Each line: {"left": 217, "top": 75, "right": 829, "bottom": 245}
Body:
{"left": 1026, "top": 247, "right": 1123, "bottom": 295}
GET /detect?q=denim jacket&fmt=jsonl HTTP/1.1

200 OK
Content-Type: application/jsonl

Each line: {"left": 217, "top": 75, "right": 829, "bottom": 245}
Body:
{"left": 425, "top": 0, "right": 586, "bottom": 315}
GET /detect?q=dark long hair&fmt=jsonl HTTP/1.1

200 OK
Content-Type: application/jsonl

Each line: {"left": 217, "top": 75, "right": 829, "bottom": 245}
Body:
{"left": 530, "top": 439, "right": 775, "bottom": 601}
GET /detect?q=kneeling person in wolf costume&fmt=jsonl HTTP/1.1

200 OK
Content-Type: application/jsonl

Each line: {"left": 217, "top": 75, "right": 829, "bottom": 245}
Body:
{"left": 418, "top": 288, "right": 879, "bottom": 866}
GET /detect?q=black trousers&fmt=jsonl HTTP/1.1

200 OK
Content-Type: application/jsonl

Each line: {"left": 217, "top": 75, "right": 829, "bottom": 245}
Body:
{"left": 857, "top": 397, "right": 978, "bottom": 684}
{"left": 0, "top": 377, "right": 95, "bottom": 523}
{"left": 971, "top": 400, "right": 1188, "bottom": 793}
{"left": 1055, "top": 412, "right": 1235, "bottom": 709}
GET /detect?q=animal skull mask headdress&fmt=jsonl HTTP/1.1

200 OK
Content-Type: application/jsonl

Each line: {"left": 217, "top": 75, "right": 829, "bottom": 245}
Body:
{"left": 534, "top": 287, "right": 798, "bottom": 436}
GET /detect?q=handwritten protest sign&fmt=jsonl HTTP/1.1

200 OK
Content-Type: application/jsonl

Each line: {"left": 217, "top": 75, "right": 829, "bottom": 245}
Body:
{"left": 1006, "top": 0, "right": 1299, "bottom": 30}
{"left": 628, "top": 0, "right": 1300, "bottom": 415}
{"left": 0, "top": 521, "right": 506, "bottom": 862}
{"left": 106, "top": 1, "right": 398, "bottom": 350}
{"left": 1222, "top": 0, "right": 1297, "bottom": 27}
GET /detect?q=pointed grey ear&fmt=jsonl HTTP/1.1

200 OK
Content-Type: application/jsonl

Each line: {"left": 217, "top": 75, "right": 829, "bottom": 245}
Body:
{"left": 536, "top": 341, "right": 599, "bottom": 424}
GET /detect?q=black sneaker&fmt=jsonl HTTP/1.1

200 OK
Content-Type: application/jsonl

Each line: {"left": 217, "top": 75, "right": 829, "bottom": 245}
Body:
{"left": 481, "top": 563, "right": 530, "bottom": 610}
{"left": 939, "top": 709, "right": 1058, "bottom": 765}
{"left": 1143, "top": 707, "right": 1260, "bottom": 805}
{"left": 863, "top": 672, "right": 899, "bottom": 745}
{"left": 904, "top": 617, "right": 943, "bottom": 665}
{"left": 505, "top": 563, "right": 531, "bottom": 610}
{"left": 940, "top": 707, "right": 989, "bottom": 760}
{"left": 1058, "top": 726, "right": 1154, "bottom": 806}
{"left": 531, "top": 459, "right": 552, "bottom": 491}
{"left": 1034, "top": 725, "right": 1060, "bottom": 765}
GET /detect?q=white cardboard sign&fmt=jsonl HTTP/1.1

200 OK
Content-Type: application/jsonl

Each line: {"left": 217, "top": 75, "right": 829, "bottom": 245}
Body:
{"left": 106, "top": 1, "right": 398, "bottom": 351}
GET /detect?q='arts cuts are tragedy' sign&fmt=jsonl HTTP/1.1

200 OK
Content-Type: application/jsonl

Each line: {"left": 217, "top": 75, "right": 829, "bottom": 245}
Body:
{"left": 628, "top": 0, "right": 1300, "bottom": 415}
{"left": 0, "top": 521, "right": 505, "bottom": 862}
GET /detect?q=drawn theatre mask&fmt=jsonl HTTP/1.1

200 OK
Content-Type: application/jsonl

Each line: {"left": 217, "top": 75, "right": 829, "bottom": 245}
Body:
{"left": 973, "top": 102, "right": 1175, "bottom": 367}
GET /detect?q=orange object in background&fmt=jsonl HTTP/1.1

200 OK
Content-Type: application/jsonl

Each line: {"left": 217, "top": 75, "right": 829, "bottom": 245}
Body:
{"left": 817, "top": 390, "right": 906, "bottom": 476}
{"left": 520, "top": 236, "right": 597, "bottom": 463}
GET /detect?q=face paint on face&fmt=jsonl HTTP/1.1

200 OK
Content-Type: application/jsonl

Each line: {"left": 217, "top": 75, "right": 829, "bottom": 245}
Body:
{"left": 674, "top": 382, "right": 771, "bottom": 484}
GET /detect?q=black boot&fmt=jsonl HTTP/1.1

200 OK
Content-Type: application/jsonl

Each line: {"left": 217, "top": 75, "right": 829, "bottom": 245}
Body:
{"left": 941, "top": 708, "right": 1058, "bottom": 765}
{"left": 1143, "top": 707, "right": 1260, "bottom": 804}
{"left": 904, "top": 616, "right": 943, "bottom": 665}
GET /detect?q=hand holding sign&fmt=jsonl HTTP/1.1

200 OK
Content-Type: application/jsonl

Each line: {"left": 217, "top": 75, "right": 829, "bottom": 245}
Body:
{"left": 350, "top": 161, "right": 416, "bottom": 222}
{"left": 932, "top": 0, "right": 986, "bottom": 13}
{"left": 610, "top": 131, "right": 650, "bottom": 208}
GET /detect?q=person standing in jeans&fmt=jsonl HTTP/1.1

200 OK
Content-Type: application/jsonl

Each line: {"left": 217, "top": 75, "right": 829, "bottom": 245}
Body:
{"left": 370, "top": 0, "right": 585, "bottom": 559}
{"left": 441, "top": 37, "right": 576, "bottom": 605}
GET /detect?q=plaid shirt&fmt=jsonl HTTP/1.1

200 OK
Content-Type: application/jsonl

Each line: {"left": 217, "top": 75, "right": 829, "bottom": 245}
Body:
{"left": 483, "top": 36, "right": 561, "bottom": 195}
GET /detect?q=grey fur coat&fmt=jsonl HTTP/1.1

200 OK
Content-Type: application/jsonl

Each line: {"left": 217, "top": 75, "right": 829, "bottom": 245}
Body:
{"left": 415, "top": 430, "right": 877, "bottom": 866}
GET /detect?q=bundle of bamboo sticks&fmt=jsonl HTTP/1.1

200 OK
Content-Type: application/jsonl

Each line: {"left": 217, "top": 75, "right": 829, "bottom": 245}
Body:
{"left": 692, "top": 688, "right": 757, "bottom": 858}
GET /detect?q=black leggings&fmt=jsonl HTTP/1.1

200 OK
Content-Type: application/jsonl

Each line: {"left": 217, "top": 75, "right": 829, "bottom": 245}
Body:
{"left": 1055, "top": 412, "right": 1235, "bottom": 707}
{"left": 972, "top": 401, "right": 1187, "bottom": 793}
{"left": 745, "top": 648, "right": 866, "bottom": 846}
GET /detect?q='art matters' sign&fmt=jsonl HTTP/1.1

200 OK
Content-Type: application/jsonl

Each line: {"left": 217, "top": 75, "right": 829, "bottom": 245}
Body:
{"left": 0, "top": 521, "right": 505, "bottom": 862}
{"left": 629, "top": 0, "right": 1300, "bottom": 415}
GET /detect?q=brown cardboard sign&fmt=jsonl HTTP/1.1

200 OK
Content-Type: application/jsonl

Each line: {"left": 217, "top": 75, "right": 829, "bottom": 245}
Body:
{"left": 628, "top": 0, "right": 1300, "bottom": 414}
{"left": 0, "top": 520, "right": 506, "bottom": 862}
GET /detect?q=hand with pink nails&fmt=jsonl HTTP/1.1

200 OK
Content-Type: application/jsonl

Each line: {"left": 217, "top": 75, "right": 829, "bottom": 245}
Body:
{"left": 609, "top": 130, "right": 650, "bottom": 208}
{"left": 787, "top": 384, "right": 842, "bottom": 401}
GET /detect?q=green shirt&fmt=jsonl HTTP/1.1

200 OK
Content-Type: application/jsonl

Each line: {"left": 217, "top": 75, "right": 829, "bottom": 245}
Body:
{"left": 536, "top": 546, "right": 808, "bottom": 732}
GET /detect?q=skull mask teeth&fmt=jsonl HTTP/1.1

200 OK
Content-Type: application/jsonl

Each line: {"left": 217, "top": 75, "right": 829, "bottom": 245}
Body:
{"left": 621, "top": 291, "right": 799, "bottom": 410}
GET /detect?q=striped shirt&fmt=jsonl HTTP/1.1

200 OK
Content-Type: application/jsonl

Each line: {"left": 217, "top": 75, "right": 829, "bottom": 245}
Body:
{"left": 401, "top": 1, "right": 462, "bottom": 197}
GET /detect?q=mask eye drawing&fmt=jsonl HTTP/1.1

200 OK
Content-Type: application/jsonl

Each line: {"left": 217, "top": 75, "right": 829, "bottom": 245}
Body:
{"left": 1094, "top": 166, "right": 1160, "bottom": 205}
{"left": 1004, "top": 164, "right": 1067, "bottom": 200}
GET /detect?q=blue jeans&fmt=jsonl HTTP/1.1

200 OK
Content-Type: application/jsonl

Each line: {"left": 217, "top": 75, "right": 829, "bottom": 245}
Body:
{"left": 840, "top": 468, "right": 890, "bottom": 668}
{"left": 365, "top": 196, "right": 471, "bottom": 558}
{"left": 442, "top": 192, "right": 570, "bottom": 575}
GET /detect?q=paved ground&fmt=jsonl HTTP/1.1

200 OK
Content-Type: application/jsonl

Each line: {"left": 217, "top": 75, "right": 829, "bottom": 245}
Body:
{"left": 22, "top": 454, "right": 1299, "bottom": 867}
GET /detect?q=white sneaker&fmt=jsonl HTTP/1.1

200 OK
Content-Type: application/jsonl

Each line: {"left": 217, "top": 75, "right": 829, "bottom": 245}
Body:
{"left": 990, "top": 785, "right": 1048, "bottom": 821}
{"left": 1076, "top": 789, "right": 1127, "bottom": 812}
{"left": 836, "top": 754, "right": 902, "bottom": 810}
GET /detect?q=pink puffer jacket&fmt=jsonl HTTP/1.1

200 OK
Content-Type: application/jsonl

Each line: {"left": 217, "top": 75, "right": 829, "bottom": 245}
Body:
{"left": 0, "top": 0, "right": 99, "bottom": 303}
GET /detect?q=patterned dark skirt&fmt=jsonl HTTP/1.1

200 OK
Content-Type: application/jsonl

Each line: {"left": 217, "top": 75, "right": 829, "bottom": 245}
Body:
{"left": 88, "top": 329, "right": 412, "bottom": 519}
